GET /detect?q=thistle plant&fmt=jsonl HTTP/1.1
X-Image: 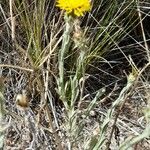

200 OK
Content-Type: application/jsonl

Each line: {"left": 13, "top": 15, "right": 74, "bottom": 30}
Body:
{"left": 56, "top": 0, "right": 101, "bottom": 148}
{"left": 56, "top": 0, "right": 91, "bottom": 110}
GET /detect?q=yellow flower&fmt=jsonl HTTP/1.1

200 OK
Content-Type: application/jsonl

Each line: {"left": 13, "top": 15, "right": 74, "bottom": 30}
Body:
{"left": 56, "top": 0, "right": 91, "bottom": 17}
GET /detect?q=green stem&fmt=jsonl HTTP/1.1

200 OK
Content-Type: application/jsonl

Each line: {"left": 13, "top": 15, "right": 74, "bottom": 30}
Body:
{"left": 58, "top": 15, "right": 73, "bottom": 106}
{"left": 94, "top": 73, "right": 136, "bottom": 149}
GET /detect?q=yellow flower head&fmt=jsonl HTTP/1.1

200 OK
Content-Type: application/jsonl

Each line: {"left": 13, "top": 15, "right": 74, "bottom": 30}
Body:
{"left": 56, "top": 0, "right": 91, "bottom": 17}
